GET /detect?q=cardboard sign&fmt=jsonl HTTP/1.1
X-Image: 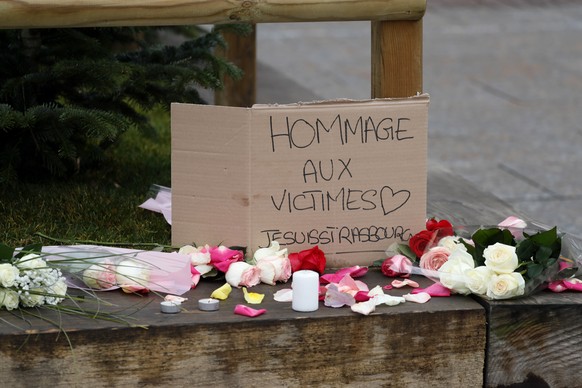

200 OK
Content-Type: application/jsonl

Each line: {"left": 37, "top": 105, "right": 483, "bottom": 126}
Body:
{"left": 171, "top": 95, "right": 429, "bottom": 267}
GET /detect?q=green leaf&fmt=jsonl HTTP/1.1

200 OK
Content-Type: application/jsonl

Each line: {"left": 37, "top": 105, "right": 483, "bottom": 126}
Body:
{"left": 535, "top": 245, "right": 553, "bottom": 262}
{"left": 529, "top": 227, "right": 558, "bottom": 246}
{"left": 516, "top": 239, "right": 536, "bottom": 261}
{"left": 0, "top": 243, "right": 15, "bottom": 262}
{"left": 15, "top": 242, "right": 42, "bottom": 258}
{"left": 527, "top": 263, "right": 544, "bottom": 280}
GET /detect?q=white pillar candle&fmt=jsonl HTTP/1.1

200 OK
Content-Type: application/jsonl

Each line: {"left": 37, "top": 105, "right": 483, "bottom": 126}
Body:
{"left": 292, "top": 270, "right": 320, "bottom": 312}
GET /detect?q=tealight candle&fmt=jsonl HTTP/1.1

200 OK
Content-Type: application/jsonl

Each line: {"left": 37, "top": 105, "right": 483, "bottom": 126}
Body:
{"left": 292, "top": 270, "right": 320, "bottom": 312}
{"left": 160, "top": 301, "right": 181, "bottom": 314}
{"left": 198, "top": 298, "right": 220, "bottom": 311}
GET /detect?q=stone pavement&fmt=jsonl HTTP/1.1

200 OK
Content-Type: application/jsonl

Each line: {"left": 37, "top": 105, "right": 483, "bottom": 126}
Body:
{"left": 254, "top": 1, "right": 582, "bottom": 237}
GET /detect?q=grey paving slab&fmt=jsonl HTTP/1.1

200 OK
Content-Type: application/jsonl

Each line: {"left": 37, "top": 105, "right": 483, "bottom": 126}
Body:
{"left": 255, "top": 2, "right": 582, "bottom": 236}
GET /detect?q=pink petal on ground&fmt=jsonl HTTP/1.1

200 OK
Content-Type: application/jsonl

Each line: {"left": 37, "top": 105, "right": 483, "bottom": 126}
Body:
{"left": 564, "top": 279, "right": 582, "bottom": 292}
{"left": 320, "top": 266, "right": 368, "bottom": 284}
{"left": 548, "top": 281, "right": 567, "bottom": 293}
{"left": 324, "top": 284, "right": 356, "bottom": 308}
{"left": 234, "top": 304, "right": 267, "bottom": 317}
{"left": 383, "top": 284, "right": 394, "bottom": 290}
{"left": 391, "top": 279, "right": 420, "bottom": 289}
{"left": 412, "top": 283, "right": 451, "bottom": 297}
{"left": 273, "top": 288, "right": 293, "bottom": 302}
{"left": 404, "top": 292, "right": 431, "bottom": 304}
{"left": 354, "top": 290, "right": 371, "bottom": 302}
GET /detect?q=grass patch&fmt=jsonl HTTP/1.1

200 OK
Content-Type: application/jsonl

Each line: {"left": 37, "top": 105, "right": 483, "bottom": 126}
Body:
{"left": 0, "top": 106, "right": 173, "bottom": 248}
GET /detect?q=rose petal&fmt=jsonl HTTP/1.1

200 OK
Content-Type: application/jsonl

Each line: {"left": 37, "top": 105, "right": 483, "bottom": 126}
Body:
{"left": 403, "top": 292, "right": 431, "bottom": 303}
{"left": 382, "top": 284, "right": 394, "bottom": 290}
{"left": 412, "top": 282, "right": 451, "bottom": 297}
{"left": 273, "top": 288, "right": 293, "bottom": 302}
{"left": 210, "top": 283, "right": 232, "bottom": 300}
{"left": 354, "top": 290, "right": 371, "bottom": 302}
{"left": 234, "top": 304, "right": 267, "bottom": 317}
{"left": 391, "top": 279, "right": 420, "bottom": 288}
{"left": 373, "top": 294, "right": 405, "bottom": 306}
{"left": 324, "top": 283, "right": 355, "bottom": 308}
{"left": 351, "top": 300, "right": 376, "bottom": 315}
{"left": 243, "top": 287, "right": 265, "bottom": 304}
{"left": 164, "top": 295, "right": 188, "bottom": 304}
{"left": 367, "top": 285, "right": 385, "bottom": 297}
{"left": 320, "top": 266, "right": 368, "bottom": 284}
{"left": 548, "top": 281, "right": 567, "bottom": 293}
{"left": 564, "top": 279, "right": 582, "bottom": 292}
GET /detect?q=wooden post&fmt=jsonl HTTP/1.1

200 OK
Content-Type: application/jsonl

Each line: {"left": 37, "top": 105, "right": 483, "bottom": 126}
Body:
{"left": 371, "top": 19, "right": 423, "bottom": 98}
{"left": 214, "top": 25, "right": 256, "bottom": 107}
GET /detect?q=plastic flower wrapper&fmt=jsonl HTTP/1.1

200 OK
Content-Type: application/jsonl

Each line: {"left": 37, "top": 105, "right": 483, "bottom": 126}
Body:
{"left": 382, "top": 217, "right": 580, "bottom": 300}
{"left": 40, "top": 245, "right": 192, "bottom": 295}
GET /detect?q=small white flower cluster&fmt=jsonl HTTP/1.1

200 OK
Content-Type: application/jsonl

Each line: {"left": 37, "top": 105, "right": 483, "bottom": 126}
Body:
{"left": 0, "top": 253, "right": 67, "bottom": 310}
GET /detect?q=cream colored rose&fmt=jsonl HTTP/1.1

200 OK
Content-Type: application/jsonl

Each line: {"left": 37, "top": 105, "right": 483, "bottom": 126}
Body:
{"left": 179, "top": 244, "right": 212, "bottom": 266}
{"left": 486, "top": 272, "right": 525, "bottom": 300}
{"left": 0, "top": 263, "right": 19, "bottom": 288}
{"left": 254, "top": 241, "right": 288, "bottom": 261}
{"left": 465, "top": 266, "right": 495, "bottom": 295}
{"left": 0, "top": 289, "right": 19, "bottom": 310}
{"left": 225, "top": 262, "right": 261, "bottom": 288}
{"left": 16, "top": 253, "right": 46, "bottom": 270}
{"left": 20, "top": 289, "right": 45, "bottom": 307}
{"left": 483, "top": 243, "right": 519, "bottom": 274}
{"left": 438, "top": 250, "right": 475, "bottom": 295}
{"left": 116, "top": 259, "right": 151, "bottom": 292}
{"left": 83, "top": 262, "right": 117, "bottom": 289}
{"left": 437, "top": 236, "right": 467, "bottom": 253}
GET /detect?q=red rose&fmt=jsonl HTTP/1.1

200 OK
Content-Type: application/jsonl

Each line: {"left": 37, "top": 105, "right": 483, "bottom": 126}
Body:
{"left": 381, "top": 254, "right": 412, "bottom": 278}
{"left": 289, "top": 246, "right": 326, "bottom": 274}
{"left": 408, "top": 230, "right": 436, "bottom": 258}
{"left": 425, "top": 218, "right": 454, "bottom": 238}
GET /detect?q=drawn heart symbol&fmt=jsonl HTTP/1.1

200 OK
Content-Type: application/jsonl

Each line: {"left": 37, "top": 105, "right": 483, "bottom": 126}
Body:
{"left": 380, "top": 186, "right": 411, "bottom": 215}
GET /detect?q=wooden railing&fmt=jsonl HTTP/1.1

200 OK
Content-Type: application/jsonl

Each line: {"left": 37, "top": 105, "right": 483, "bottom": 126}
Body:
{"left": 0, "top": 0, "right": 427, "bottom": 105}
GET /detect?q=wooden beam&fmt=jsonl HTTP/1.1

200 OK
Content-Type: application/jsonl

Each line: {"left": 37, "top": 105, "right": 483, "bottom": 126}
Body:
{"left": 215, "top": 26, "right": 256, "bottom": 107}
{"left": 371, "top": 19, "right": 423, "bottom": 98}
{"left": 0, "top": 0, "right": 426, "bottom": 29}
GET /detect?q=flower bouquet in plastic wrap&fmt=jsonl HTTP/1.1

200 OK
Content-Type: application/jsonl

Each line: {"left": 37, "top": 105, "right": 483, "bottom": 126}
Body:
{"left": 383, "top": 217, "right": 582, "bottom": 300}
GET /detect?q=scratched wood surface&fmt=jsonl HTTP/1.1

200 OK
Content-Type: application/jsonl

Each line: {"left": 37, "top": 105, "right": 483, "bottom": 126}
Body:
{"left": 0, "top": 270, "right": 485, "bottom": 387}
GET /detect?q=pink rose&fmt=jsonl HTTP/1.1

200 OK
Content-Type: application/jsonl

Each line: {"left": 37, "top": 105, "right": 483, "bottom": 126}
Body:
{"left": 419, "top": 246, "right": 451, "bottom": 271}
{"left": 209, "top": 245, "right": 244, "bottom": 272}
{"left": 225, "top": 262, "right": 261, "bottom": 288}
{"left": 381, "top": 255, "right": 412, "bottom": 278}
{"left": 498, "top": 216, "right": 527, "bottom": 239}
{"left": 256, "top": 256, "right": 292, "bottom": 285}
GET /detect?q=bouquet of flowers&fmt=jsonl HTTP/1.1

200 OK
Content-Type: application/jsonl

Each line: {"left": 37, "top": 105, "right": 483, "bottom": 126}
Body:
{"left": 383, "top": 216, "right": 581, "bottom": 300}
{"left": 0, "top": 244, "right": 67, "bottom": 311}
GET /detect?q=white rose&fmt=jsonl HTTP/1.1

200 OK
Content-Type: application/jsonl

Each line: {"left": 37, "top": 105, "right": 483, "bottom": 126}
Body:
{"left": 225, "top": 262, "right": 261, "bottom": 288}
{"left": 483, "top": 243, "right": 519, "bottom": 274}
{"left": 16, "top": 253, "right": 46, "bottom": 270}
{"left": 465, "top": 266, "right": 495, "bottom": 295}
{"left": 487, "top": 272, "right": 525, "bottom": 300}
{"left": 254, "top": 241, "right": 288, "bottom": 261}
{"left": 20, "top": 288, "right": 45, "bottom": 307}
{"left": 438, "top": 254, "right": 474, "bottom": 295}
{"left": 438, "top": 236, "right": 467, "bottom": 253}
{"left": 0, "top": 289, "right": 19, "bottom": 310}
{"left": 0, "top": 263, "right": 19, "bottom": 288}
{"left": 256, "top": 256, "right": 292, "bottom": 285}
{"left": 116, "top": 259, "right": 151, "bottom": 292}
{"left": 179, "top": 245, "right": 212, "bottom": 266}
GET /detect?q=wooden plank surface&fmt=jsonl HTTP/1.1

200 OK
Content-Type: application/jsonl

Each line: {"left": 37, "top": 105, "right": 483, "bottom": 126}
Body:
{"left": 0, "top": 0, "right": 427, "bottom": 29}
{"left": 0, "top": 270, "right": 485, "bottom": 387}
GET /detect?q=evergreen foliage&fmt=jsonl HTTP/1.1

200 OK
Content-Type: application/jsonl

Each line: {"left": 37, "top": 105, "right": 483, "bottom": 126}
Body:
{"left": 0, "top": 25, "right": 243, "bottom": 183}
